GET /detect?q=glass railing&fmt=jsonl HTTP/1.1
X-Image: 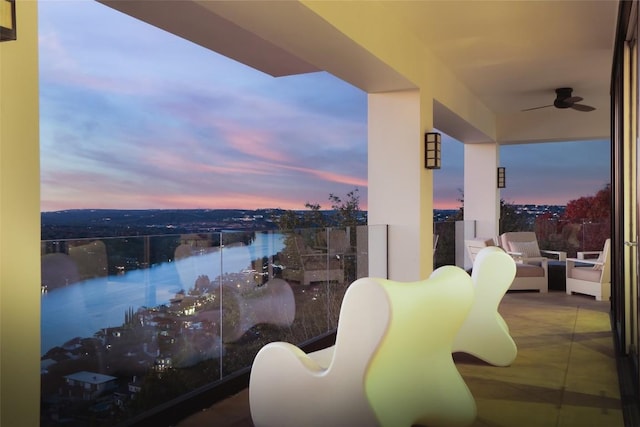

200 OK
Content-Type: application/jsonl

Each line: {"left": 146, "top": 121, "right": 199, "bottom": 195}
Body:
{"left": 434, "top": 220, "right": 476, "bottom": 269}
{"left": 532, "top": 218, "right": 610, "bottom": 257}
{"left": 434, "top": 217, "right": 611, "bottom": 269}
{"left": 40, "top": 225, "right": 384, "bottom": 426}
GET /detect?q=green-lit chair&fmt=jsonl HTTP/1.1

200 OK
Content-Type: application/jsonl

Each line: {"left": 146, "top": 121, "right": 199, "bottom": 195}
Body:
{"left": 249, "top": 268, "right": 477, "bottom": 427}
{"left": 452, "top": 246, "right": 518, "bottom": 366}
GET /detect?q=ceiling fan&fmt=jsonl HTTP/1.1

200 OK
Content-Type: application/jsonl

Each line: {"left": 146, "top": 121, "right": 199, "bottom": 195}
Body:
{"left": 522, "top": 87, "right": 596, "bottom": 112}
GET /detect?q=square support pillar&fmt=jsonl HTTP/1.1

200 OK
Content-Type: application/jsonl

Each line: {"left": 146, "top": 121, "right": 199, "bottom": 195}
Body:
{"left": 463, "top": 143, "right": 500, "bottom": 247}
{"left": 368, "top": 90, "right": 433, "bottom": 280}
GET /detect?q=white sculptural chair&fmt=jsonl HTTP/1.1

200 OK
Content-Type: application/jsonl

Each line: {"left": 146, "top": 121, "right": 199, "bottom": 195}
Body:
{"left": 452, "top": 246, "right": 518, "bottom": 366}
{"left": 249, "top": 268, "right": 477, "bottom": 427}
{"left": 566, "top": 238, "right": 611, "bottom": 301}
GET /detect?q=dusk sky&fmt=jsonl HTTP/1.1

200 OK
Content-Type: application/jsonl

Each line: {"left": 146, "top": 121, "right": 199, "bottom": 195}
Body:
{"left": 39, "top": 1, "right": 610, "bottom": 213}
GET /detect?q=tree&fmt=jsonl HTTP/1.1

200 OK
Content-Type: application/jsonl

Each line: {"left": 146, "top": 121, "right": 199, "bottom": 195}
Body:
{"left": 275, "top": 210, "right": 301, "bottom": 231}
{"left": 499, "top": 199, "right": 530, "bottom": 233}
{"left": 564, "top": 183, "right": 611, "bottom": 222}
{"left": 273, "top": 203, "right": 326, "bottom": 230}
{"left": 275, "top": 188, "right": 366, "bottom": 231}
{"left": 328, "top": 188, "right": 366, "bottom": 227}
{"left": 434, "top": 193, "right": 530, "bottom": 267}
{"left": 561, "top": 183, "right": 611, "bottom": 251}
{"left": 301, "top": 202, "right": 327, "bottom": 228}
{"left": 442, "top": 190, "right": 529, "bottom": 234}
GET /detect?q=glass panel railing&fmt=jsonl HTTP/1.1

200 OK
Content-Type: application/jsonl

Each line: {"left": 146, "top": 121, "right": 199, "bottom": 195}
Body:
{"left": 434, "top": 217, "right": 610, "bottom": 270}
{"left": 433, "top": 220, "right": 476, "bottom": 269}
{"left": 534, "top": 218, "right": 610, "bottom": 258}
{"left": 40, "top": 226, "right": 382, "bottom": 426}
{"left": 434, "top": 221, "right": 456, "bottom": 268}
{"left": 434, "top": 220, "right": 476, "bottom": 269}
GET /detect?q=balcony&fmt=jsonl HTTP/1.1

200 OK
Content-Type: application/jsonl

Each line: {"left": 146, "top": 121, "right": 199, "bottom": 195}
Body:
{"left": 40, "top": 226, "right": 384, "bottom": 426}
{"left": 41, "top": 222, "right": 625, "bottom": 426}
{"left": 177, "top": 291, "right": 624, "bottom": 427}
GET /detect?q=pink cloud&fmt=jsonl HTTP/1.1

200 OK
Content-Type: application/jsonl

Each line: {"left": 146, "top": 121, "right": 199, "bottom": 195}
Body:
{"left": 212, "top": 119, "right": 292, "bottom": 164}
{"left": 278, "top": 164, "right": 367, "bottom": 187}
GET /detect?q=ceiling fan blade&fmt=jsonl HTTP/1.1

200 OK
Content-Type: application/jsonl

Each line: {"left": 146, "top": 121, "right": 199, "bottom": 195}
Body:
{"left": 563, "top": 96, "right": 583, "bottom": 103}
{"left": 570, "top": 103, "right": 596, "bottom": 112}
{"left": 521, "top": 104, "right": 553, "bottom": 112}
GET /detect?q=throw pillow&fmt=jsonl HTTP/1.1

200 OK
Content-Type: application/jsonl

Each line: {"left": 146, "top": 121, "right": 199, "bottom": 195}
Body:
{"left": 508, "top": 241, "right": 541, "bottom": 258}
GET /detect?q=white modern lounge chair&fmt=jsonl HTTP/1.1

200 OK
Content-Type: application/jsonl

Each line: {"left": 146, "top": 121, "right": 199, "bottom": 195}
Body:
{"left": 566, "top": 238, "right": 611, "bottom": 301}
{"left": 500, "top": 232, "right": 566, "bottom": 292}
{"left": 499, "top": 231, "right": 567, "bottom": 261}
{"left": 453, "top": 246, "right": 517, "bottom": 366}
{"left": 249, "top": 268, "right": 477, "bottom": 427}
{"left": 465, "top": 237, "right": 497, "bottom": 263}
{"left": 466, "top": 235, "right": 543, "bottom": 293}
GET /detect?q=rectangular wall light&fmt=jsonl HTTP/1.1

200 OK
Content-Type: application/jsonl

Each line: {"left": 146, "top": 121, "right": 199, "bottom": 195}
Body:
{"left": 425, "top": 132, "right": 441, "bottom": 169}
{"left": 497, "top": 167, "right": 506, "bottom": 188}
{"left": 0, "top": 0, "right": 16, "bottom": 42}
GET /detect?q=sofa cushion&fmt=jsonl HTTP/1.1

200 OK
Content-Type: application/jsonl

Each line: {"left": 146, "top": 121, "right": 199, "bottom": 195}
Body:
{"left": 515, "top": 263, "right": 545, "bottom": 277}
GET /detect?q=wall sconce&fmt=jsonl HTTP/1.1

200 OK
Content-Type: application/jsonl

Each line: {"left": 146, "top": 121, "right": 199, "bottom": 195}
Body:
{"left": 425, "top": 132, "right": 441, "bottom": 169}
{"left": 497, "top": 167, "right": 506, "bottom": 188}
{"left": 1, "top": 0, "right": 16, "bottom": 42}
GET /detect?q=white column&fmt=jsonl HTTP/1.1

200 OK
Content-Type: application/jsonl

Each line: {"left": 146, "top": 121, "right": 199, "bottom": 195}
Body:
{"left": 463, "top": 142, "right": 500, "bottom": 245}
{"left": 368, "top": 90, "right": 433, "bottom": 281}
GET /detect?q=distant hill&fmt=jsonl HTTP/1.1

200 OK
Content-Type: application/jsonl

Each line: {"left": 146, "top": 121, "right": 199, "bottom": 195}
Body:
{"left": 40, "top": 208, "right": 286, "bottom": 239}
{"left": 41, "top": 208, "right": 281, "bottom": 226}
{"left": 41, "top": 205, "right": 565, "bottom": 240}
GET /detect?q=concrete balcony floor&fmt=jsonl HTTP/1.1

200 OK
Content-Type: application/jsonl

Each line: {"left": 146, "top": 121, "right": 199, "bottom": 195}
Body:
{"left": 177, "top": 291, "right": 624, "bottom": 427}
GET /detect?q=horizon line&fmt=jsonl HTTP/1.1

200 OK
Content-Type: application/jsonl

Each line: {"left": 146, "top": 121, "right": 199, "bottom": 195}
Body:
{"left": 40, "top": 204, "right": 568, "bottom": 214}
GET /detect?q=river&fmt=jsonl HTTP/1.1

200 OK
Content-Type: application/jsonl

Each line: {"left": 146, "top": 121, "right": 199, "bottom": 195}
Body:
{"left": 41, "top": 232, "right": 284, "bottom": 355}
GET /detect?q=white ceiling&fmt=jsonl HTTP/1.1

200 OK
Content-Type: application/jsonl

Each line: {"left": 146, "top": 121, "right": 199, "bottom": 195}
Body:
{"left": 100, "top": 0, "right": 619, "bottom": 143}
{"left": 386, "top": 1, "right": 618, "bottom": 115}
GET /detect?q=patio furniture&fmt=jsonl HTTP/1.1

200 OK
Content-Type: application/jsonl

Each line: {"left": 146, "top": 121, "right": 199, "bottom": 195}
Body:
{"left": 281, "top": 231, "right": 346, "bottom": 285}
{"left": 465, "top": 237, "right": 497, "bottom": 263}
{"left": 452, "top": 246, "right": 518, "bottom": 366}
{"left": 249, "top": 269, "right": 477, "bottom": 427}
{"left": 499, "top": 231, "right": 567, "bottom": 262}
{"left": 547, "top": 261, "right": 567, "bottom": 291}
{"left": 466, "top": 236, "right": 545, "bottom": 293}
{"left": 566, "top": 238, "right": 611, "bottom": 301}
{"left": 499, "top": 232, "right": 567, "bottom": 293}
